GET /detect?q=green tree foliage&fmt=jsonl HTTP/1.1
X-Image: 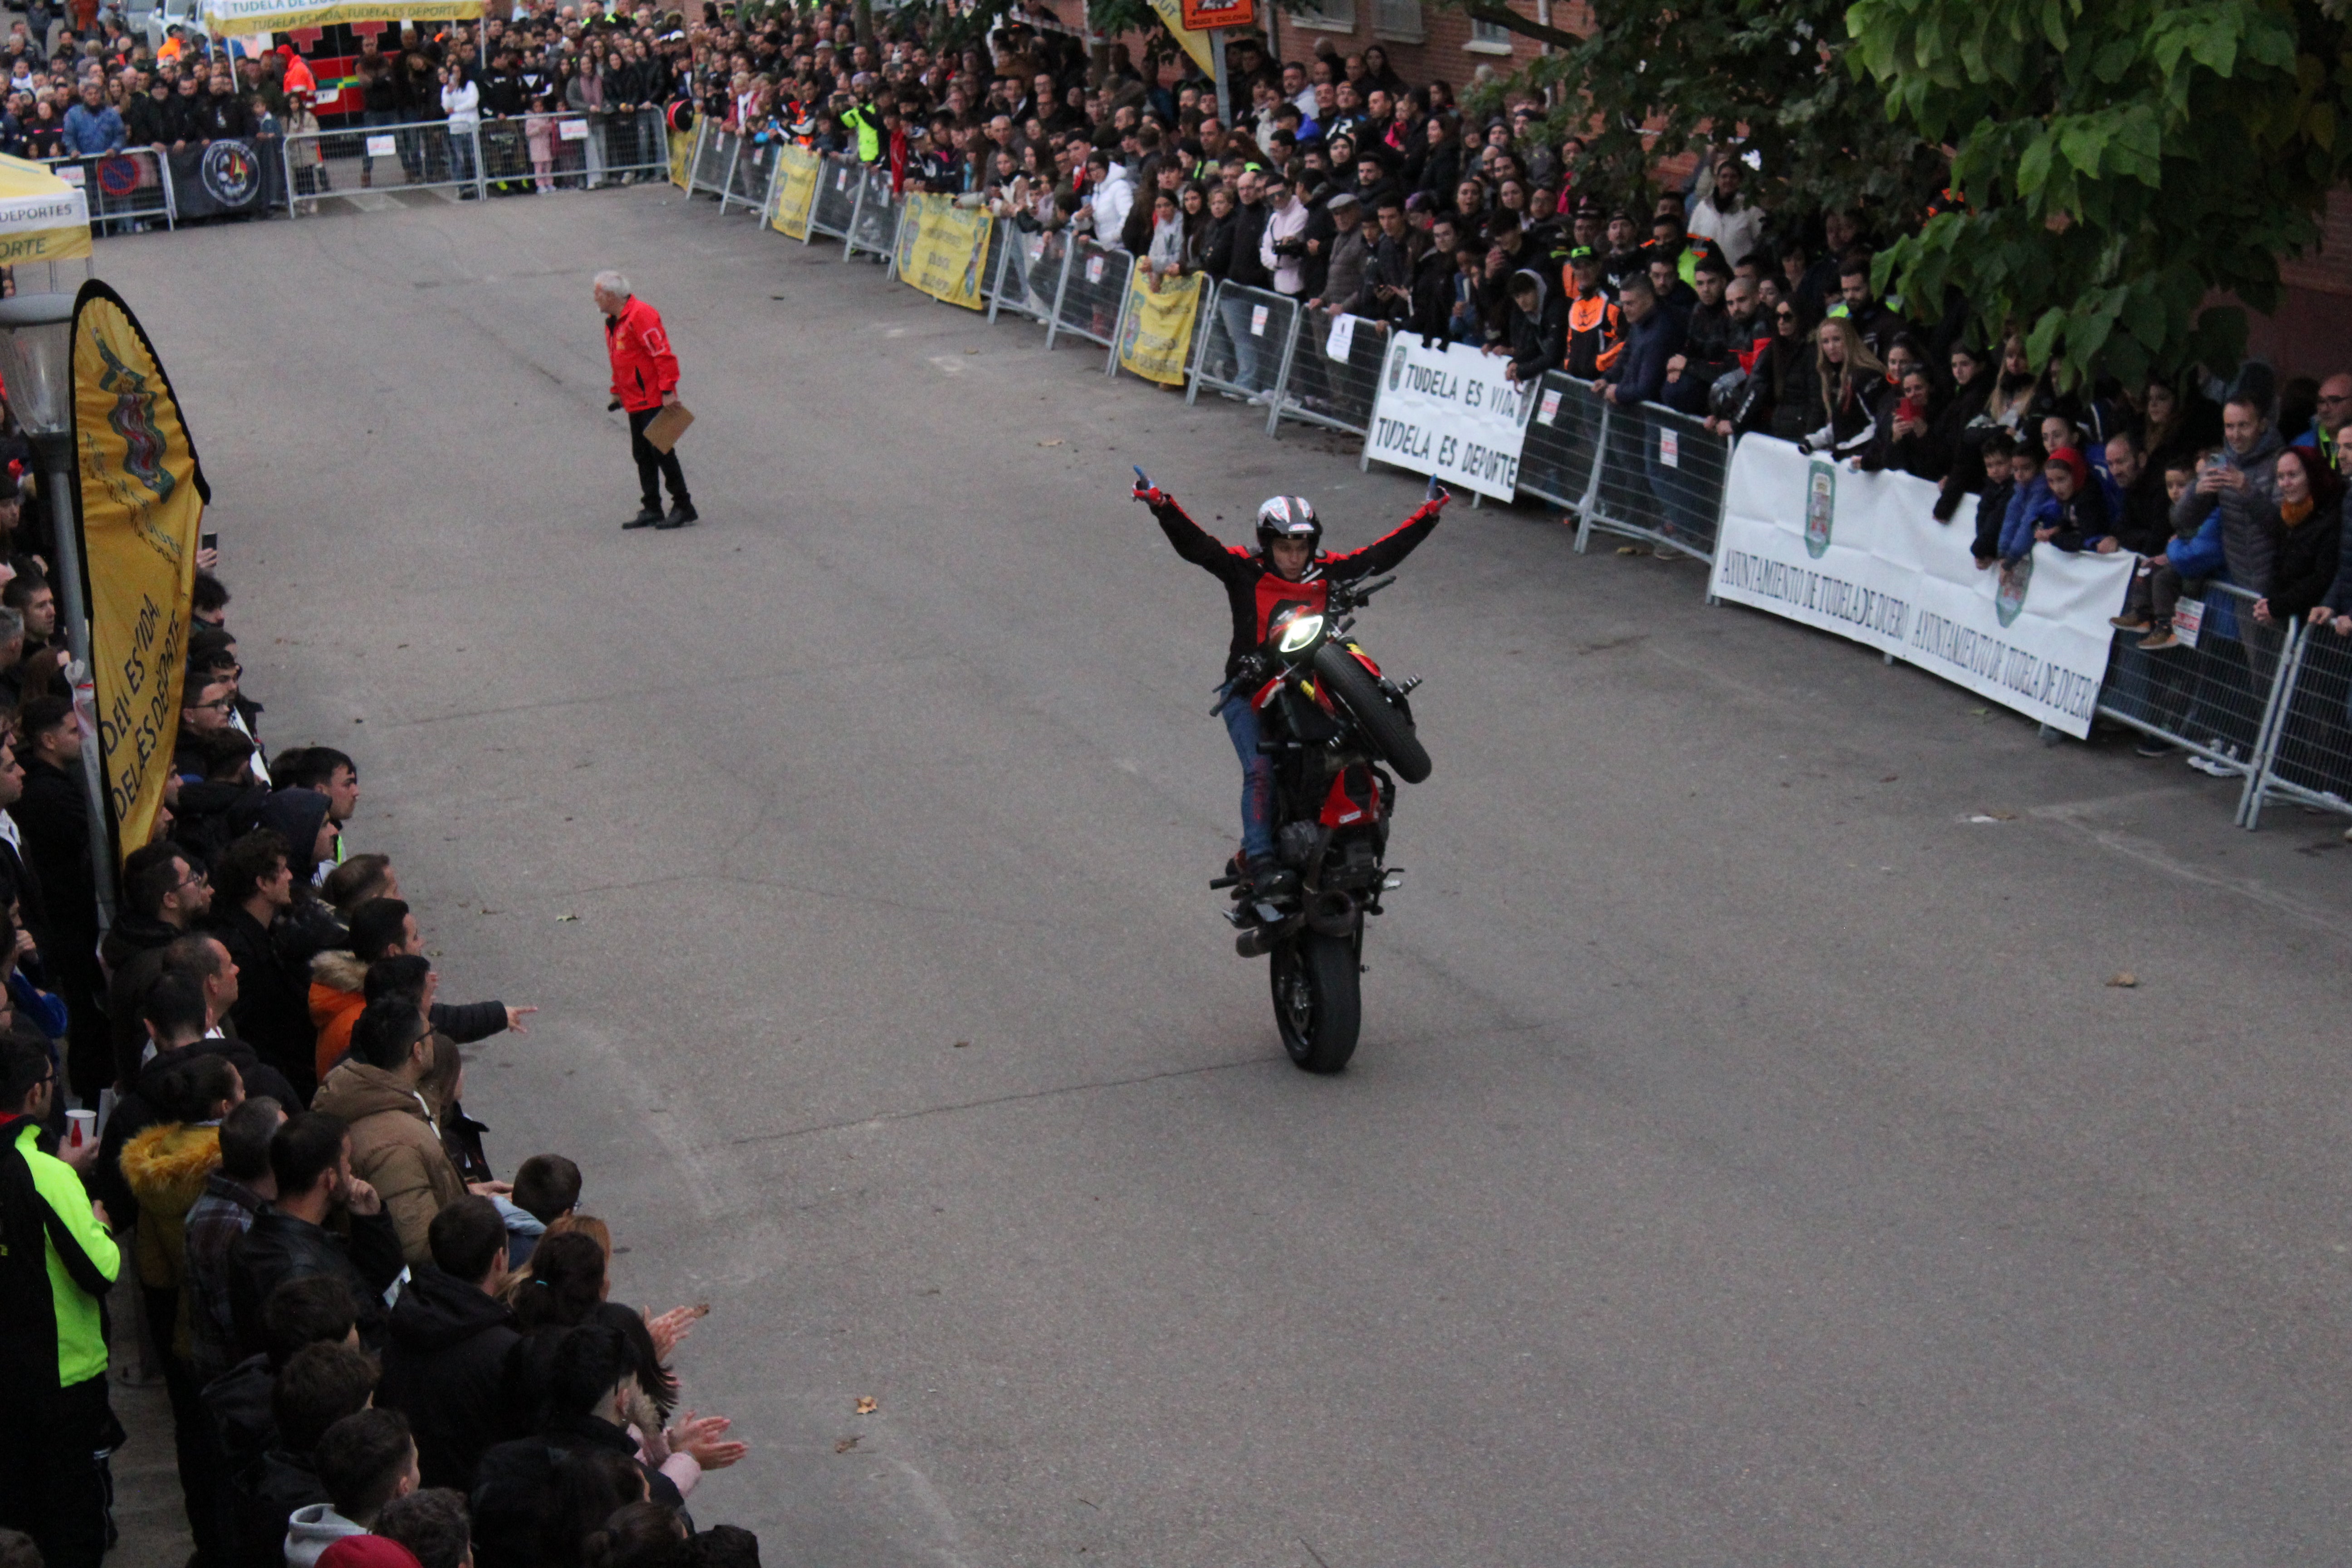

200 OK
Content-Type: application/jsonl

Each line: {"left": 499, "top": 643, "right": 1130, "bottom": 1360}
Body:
{"left": 1848, "top": 0, "right": 2352, "bottom": 386}
{"left": 1450, "top": 0, "right": 1945, "bottom": 225}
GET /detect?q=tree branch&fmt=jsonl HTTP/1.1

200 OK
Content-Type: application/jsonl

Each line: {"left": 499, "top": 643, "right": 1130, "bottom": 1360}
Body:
{"left": 1449, "top": 0, "right": 1588, "bottom": 54}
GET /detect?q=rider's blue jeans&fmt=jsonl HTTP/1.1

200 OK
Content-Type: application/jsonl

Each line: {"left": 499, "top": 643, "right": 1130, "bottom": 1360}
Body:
{"left": 1219, "top": 684, "right": 1277, "bottom": 861}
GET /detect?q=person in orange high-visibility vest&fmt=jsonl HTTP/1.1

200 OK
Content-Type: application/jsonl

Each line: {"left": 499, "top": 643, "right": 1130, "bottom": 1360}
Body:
{"left": 593, "top": 270, "right": 696, "bottom": 530}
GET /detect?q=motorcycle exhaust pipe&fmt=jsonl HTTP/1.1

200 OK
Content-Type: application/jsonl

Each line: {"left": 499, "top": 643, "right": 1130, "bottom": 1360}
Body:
{"left": 1303, "top": 890, "right": 1358, "bottom": 937}
{"left": 1235, "top": 914, "right": 1303, "bottom": 958}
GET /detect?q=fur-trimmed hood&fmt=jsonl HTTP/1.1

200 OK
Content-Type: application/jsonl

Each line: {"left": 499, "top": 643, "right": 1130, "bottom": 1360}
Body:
{"left": 120, "top": 1122, "right": 221, "bottom": 1221}
{"left": 310, "top": 947, "right": 368, "bottom": 995}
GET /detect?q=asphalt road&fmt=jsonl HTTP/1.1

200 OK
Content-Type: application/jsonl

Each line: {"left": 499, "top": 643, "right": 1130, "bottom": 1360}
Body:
{"left": 100, "top": 187, "right": 2352, "bottom": 1567}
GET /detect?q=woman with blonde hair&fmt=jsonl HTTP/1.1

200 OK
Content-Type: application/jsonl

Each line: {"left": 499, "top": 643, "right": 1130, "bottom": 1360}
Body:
{"left": 1804, "top": 314, "right": 1889, "bottom": 460}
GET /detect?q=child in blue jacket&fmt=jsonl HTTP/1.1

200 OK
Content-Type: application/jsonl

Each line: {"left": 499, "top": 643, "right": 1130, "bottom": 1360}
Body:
{"left": 2112, "top": 448, "right": 2227, "bottom": 651}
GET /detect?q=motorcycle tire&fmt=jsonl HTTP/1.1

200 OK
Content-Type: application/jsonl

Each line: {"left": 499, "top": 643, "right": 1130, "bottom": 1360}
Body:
{"left": 1312, "top": 642, "right": 1431, "bottom": 784}
{"left": 1269, "top": 932, "right": 1361, "bottom": 1074}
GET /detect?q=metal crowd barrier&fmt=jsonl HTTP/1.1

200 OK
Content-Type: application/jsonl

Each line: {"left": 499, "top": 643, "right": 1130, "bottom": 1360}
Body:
{"left": 2093, "top": 581, "right": 2288, "bottom": 808}
{"left": 985, "top": 223, "right": 1068, "bottom": 326}
{"left": 46, "top": 148, "right": 173, "bottom": 231}
{"left": 1045, "top": 235, "right": 1132, "bottom": 351}
{"left": 1516, "top": 376, "right": 1728, "bottom": 562}
{"left": 477, "top": 117, "right": 537, "bottom": 194}
{"left": 284, "top": 117, "right": 479, "bottom": 210}
{"left": 1272, "top": 306, "right": 1389, "bottom": 439}
{"left": 688, "top": 126, "right": 736, "bottom": 198}
{"left": 720, "top": 136, "right": 777, "bottom": 216}
{"left": 804, "top": 151, "right": 861, "bottom": 243}
{"left": 1186, "top": 279, "right": 1298, "bottom": 414}
{"left": 588, "top": 109, "right": 671, "bottom": 182}
{"left": 843, "top": 163, "right": 900, "bottom": 261}
{"left": 2239, "top": 616, "right": 2352, "bottom": 827}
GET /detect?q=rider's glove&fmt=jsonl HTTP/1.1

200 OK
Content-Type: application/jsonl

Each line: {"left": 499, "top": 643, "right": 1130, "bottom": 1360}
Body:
{"left": 1425, "top": 478, "right": 1452, "bottom": 510}
{"left": 1132, "top": 480, "right": 1167, "bottom": 508}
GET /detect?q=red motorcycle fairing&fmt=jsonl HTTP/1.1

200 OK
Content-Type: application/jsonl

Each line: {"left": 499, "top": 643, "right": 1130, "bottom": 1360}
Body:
{"left": 1346, "top": 642, "right": 1383, "bottom": 678}
{"left": 1318, "top": 762, "right": 1385, "bottom": 828}
{"left": 1255, "top": 577, "right": 1330, "bottom": 645}
{"left": 1252, "top": 673, "right": 1285, "bottom": 711}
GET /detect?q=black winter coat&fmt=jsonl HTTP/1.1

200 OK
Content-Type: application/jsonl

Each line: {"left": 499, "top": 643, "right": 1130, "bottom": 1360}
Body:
{"left": 2268, "top": 497, "right": 2344, "bottom": 620}
{"left": 212, "top": 907, "right": 317, "bottom": 1102}
{"left": 471, "top": 1413, "right": 687, "bottom": 1568}
{"left": 226, "top": 1206, "right": 404, "bottom": 1357}
{"left": 379, "top": 1266, "right": 524, "bottom": 1490}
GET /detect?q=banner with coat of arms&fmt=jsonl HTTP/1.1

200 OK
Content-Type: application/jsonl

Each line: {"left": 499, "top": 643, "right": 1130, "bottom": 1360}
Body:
{"left": 891, "top": 193, "right": 993, "bottom": 311}
{"left": 71, "top": 281, "right": 210, "bottom": 862}
{"left": 1710, "top": 434, "right": 2133, "bottom": 737}
{"left": 167, "top": 137, "right": 274, "bottom": 220}
{"left": 1115, "top": 269, "right": 1202, "bottom": 386}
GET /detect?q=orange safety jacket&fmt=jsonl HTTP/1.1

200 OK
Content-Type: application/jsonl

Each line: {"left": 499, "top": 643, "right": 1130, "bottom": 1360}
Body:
{"left": 1563, "top": 284, "right": 1623, "bottom": 378}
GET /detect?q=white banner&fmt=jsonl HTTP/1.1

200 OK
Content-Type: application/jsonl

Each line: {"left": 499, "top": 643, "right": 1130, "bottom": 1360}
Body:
{"left": 1363, "top": 335, "right": 1531, "bottom": 500}
{"left": 1711, "top": 436, "right": 2133, "bottom": 737}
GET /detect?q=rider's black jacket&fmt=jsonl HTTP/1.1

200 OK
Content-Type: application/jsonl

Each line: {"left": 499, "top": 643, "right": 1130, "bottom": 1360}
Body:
{"left": 1146, "top": 493, "right": 1443, "bottom": 681}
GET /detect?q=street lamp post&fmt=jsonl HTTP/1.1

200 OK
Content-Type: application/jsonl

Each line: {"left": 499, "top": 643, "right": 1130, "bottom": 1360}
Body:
{"left": 0, "top": 293, "right": 116, "bottom": 926}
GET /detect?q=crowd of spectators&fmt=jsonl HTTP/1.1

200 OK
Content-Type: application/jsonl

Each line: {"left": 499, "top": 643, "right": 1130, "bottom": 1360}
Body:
{"left": 0, "top": 511, "right": 755, "bottom": 1568}
{"left": 676, "top": 0, "right": 2349, "bottom": 774}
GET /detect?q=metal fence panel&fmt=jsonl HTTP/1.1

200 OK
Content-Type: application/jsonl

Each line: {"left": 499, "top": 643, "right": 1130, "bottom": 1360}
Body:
{"left": 722, "top": 137, "right": 777, "bottom": 214}
{"left": 590, "top": 109, "right": 671, "bottom": 180}
{"left": 476, "top": 117, "right": 537, "bottom": 194}
{"left": 284, "top": 118, "right": 479, "bottom": 211}
{"left": 1186, "top": 280, "right": 1299, "bottom": 408}
{"left": 46, "top": 149, "right": 173, "bottom": 230}
{"left": 985, "top": 223, "right": 1068, "bottom": 326}
{"left": 806, "top": 152, "right": 861, "bottom": 242}
{"left": 844, "top": 163, "right": 900, "bottom": 260}
{"left": 1578, "top": 384, "right": 1728, "bottom": 562}
{"left": 688, "top": 127, "right": 735, "bottom": 197}
{"left": 1516, "top": 370, "right": 1608, "bottom": 519}
{"left": 1272, "top": 307, "right": 1390, "bottom": 438}
{"left": 2095, "top": 581, "right": 2292, "bottom": 801}
{"left": 1047, "top": 236, "right": 1134, "bottom": 351}
{"left": 2242, "top": 617, "right": 2352, "bottom": 826}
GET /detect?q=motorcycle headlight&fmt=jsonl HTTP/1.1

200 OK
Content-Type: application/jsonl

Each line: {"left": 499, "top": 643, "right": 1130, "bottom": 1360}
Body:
{"left": 1277, "top": 613, "right": 1325, "bottom": 655}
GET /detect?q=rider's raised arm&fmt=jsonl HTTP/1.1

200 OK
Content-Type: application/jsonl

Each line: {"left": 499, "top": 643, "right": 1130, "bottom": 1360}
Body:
{"left": 1142, "top": 490, "right": 1251, "bottom": 579}
{"left": 1328, "top": 494, "right": 1447, "bottom": 579}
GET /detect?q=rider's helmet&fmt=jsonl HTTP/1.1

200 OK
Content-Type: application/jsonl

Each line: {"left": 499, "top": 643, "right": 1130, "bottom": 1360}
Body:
{"left": 1255, "top": 495, "right": 1322, "bottom": 557}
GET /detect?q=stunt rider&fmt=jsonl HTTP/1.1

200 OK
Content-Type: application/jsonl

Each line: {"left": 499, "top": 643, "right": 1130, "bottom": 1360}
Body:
{"left": 1133, "top": 475, "right": 1448, "bottom": 895}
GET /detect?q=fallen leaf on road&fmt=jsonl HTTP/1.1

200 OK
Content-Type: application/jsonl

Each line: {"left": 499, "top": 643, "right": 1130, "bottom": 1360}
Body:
{"left": 1038, "top": 438, "right": 1063, "bottom": 447}
{"left": 1615, "top": 545, "right": 1640, "bottom": 555}
{"left": 964, "top": 348, "right": 979, "bottom": 355}
{"left": 556, "top": 914, "right": 580, "bottom": 923}
{"left": 854, "top": 1396, "right": 878, "bottom": 1415}
{"left": 2107, "top": 972, "right": 2139, "bottom": 988}
{"left": 835, "top": 1437, "right": 860, "bottom": 1454}
{"left": 953, "top": 1040, "right": 970, "bottom": 1049}
{"left": 1880, "top": 774, "right": 1899, "bottom": 783}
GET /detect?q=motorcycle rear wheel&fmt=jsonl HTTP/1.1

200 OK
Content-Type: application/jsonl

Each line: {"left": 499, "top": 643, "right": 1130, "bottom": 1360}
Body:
{"left": 1269, "top": 932, "right": 1361, "bottom": 1074}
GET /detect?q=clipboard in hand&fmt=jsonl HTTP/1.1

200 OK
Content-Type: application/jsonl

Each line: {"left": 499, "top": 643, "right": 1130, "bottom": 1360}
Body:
{"left": 643, "top": 403, "right": 694, "bottom": 453}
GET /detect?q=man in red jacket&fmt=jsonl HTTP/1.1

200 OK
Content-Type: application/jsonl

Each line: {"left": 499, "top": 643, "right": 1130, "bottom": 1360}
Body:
{"left": 594, "top": 270, "right": 697, "bottom": 530}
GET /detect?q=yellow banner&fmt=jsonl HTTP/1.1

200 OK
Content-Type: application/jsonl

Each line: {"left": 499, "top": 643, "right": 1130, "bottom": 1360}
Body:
{"left": 72, "top": 283, "right": 207, "bottom": 862}
{"left": 769, "top": 146, "right": 819, "bottom": 240}
{"left": 668, "top": 129, "right": 692, "bottom": 189}
{"left": 203, "top": 0, "right": 478, "bottom": 27}
{"left": 1117, "top": 269, "right": 1204, "bottom": 385}
{"left": 1145, "top": 0, "right": 1216, "bottom": 77}
{"left": 894, "top": 193, "right": 994, "bottom": 311}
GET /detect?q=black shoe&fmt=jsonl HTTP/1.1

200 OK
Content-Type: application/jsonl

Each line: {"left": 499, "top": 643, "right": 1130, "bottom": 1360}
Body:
{"left": 2132, "top": 735, "right": 2174, "bottom": 758}
{"left": 1246, "top": 856, "right": 1298, "bottom": 897}
{"left": 659, "top": 500, "right": 698, "bottom": 529}
{"left": 624, "top": 506, "right": 662, "bottom": 530}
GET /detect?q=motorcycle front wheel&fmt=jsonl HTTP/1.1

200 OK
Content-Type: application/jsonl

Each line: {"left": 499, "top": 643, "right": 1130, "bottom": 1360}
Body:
{"left": 1269, "top": 932, "right": 1361, "bottom": 1074}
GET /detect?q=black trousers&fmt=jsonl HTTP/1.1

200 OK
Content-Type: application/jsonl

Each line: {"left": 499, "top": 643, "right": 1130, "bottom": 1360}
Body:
{"left": 0, "top": 1373, "right": 116, "bottom": 1568}
{"left": 628, "top": 407, "right": 690, "bottom": 511}
{"left": 147, "top": 1285, "right": 230, "bottom": 1568}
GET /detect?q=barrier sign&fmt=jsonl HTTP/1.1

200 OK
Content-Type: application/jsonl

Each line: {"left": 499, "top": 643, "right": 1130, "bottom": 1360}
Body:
{"left": 894, "top": 193, "right": 993, "bottom": 310}
{"left": 1711, "top": 436, "right": 2133, "bottom": 736}
{"left": 1363, "top": 334, "right": 1531, "bottom": 500}
{"left": 1117, "top": 270, "right": 1203, "bottom": 386}
{"left": 769, "top": 145, "right": 819, "bottom": 240}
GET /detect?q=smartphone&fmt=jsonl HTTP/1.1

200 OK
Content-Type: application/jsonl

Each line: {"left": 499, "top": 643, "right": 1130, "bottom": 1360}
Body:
{"left": 200, "top": 532, "right": 217, "bottom": 552}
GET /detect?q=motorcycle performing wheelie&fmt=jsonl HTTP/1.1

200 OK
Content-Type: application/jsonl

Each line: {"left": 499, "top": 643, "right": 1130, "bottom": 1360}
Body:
{"left": 1132, "top": 469, "right": 1447, "bottom": 1074}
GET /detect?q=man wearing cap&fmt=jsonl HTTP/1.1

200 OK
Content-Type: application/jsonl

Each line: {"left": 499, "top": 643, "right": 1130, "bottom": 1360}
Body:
{"left": 594, "top": 270, "right": 696, "bottom": 531}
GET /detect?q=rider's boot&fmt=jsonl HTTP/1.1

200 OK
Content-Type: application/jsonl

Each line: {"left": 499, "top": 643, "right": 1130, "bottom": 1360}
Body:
{"left": 1246, "top": 853, "right": 1298, "bottom": 898}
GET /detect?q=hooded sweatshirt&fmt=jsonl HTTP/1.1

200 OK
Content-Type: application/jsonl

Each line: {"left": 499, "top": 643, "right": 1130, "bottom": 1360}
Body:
{"left": 312, "top": 1059, "right": 470, "bottom": 1266}
{"left": 379, "top": 1264, "right": 524, "bottom": 1490}
{"left": 1503, "top": 267, "right": 1568, "bottom": 384}
{"left": 284, "top": 1502, "right": 368, "bottom": 1568}
{"left": 256, "top": 788, "right": 334, "bottom": 885}
{"left": 119, "top": 1122, "right": 221, "bottom": 1357}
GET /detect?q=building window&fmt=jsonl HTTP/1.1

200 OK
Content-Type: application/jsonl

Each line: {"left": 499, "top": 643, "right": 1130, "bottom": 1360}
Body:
{"left": 1372, "top": 0, "right": 1423, "bottom": 40}
{"left": 1466, "top": 14, "right": 1515, "bottom": 51}
{"left": 1289, "top": 0, "right": 1357, "bottom": 31}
